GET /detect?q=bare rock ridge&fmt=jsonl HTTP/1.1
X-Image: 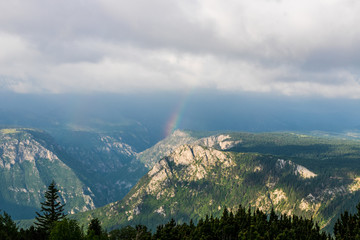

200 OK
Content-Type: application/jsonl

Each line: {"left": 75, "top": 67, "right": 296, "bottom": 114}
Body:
{"left": 196, "top": 134, "right": 242, "bottom": 150}
{"left": 0, "top": 129, "right": 95, "bottom": 218}
{"left": 1, "top": 127, "right": 150, "bottom": 220}
{"left": 146, "top": 145, "right": 233, "bottom": 196}
{"left": 136, "top": 130, "right": 198, "bottom": 168}
{"left": 276, "top": 159, "right": 317, "bottom": 179}
{"left": 127, "top": 144, "right": 323, "bottom": 220}
{"left": 137, "top": 130, "right": 242, "bottom": 169}
{"left": 75, "top": 132, "right": 360, "bottom": 233}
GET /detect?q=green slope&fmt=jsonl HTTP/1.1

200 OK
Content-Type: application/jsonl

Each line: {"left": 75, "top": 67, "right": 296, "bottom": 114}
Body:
{"left": 72, "top": 131, "right": 360, "bottom": 233}
{"left": 47, "top": 129, "right": 148, "bottom": 206}
{"left": 226, "top": 132, "right": 360, "bottom": 173}
{"left": 0, "top": 128, "right": 95, "bottom": 219}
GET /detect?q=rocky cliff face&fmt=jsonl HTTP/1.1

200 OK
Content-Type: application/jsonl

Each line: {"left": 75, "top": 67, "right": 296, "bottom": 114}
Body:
{"left": 0, "top": 129, "right": 95, "bottom": 219}
{"left": 136, "top": 130, "right": 240, "bottom": 169}
{"left": 9, "top": 129, "right": 360, "bottom": 232}
{"left": 144, "top": 145, "right": 234, "bottom": 200}
{"left": 52, "top": 130, "right": 148, "bottom": 206}
{"left": 195, "top": 134, "right": 242, "bottom": 150}
{"left": 0, "top": 127, "right": 152, "bottom": 220}
{"left": 62, "top": 134, "right": 137, "bottom": 173}
{"left": 136, "top": 130, "right": 199, "bottom": 168}
{"left": 75, "top": 134, "right": 360, "bottom": 232}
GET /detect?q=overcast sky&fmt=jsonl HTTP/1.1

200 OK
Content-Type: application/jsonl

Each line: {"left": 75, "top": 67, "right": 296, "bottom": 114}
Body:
{"left": 1, "top": 0, "right": 360, "bottom": 98}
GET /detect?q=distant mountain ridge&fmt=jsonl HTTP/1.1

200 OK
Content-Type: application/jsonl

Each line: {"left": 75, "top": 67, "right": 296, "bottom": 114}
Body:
{"left": 6, "top": 128, "right": 360, "bottom": 233}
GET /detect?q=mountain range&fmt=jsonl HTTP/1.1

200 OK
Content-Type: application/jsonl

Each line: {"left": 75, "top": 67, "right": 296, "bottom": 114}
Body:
{"left": 72, "top": 130, "right": 360, "bottom": 232}
{"left": 0, "top": 127, "right": 148, "bottom": 219}
{"left": 2, "top": 127, "right": 360, "bottom": 233}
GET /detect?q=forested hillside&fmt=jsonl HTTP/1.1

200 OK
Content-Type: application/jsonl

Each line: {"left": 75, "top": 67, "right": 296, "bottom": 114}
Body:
{"left": 73, "top": 132, "right": 360, "bottom": 233}
{"left": 0, "top": 127, "right": 149, "bottom": 219}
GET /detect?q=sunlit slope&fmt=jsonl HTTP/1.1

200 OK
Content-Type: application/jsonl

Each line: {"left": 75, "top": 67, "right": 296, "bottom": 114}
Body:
{"left": 136, "top": 130, "right": 215, "bottom": 168}
{"left": 226, "top": 132, "right": 360, "bottom": 173}
{"left": 74, "top": 131, "right": 360, "bottom": 233}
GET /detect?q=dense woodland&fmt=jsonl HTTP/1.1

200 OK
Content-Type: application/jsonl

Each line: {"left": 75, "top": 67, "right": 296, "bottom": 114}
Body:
{"left": 1, "top": 182, "right": 360, "bottom": 239}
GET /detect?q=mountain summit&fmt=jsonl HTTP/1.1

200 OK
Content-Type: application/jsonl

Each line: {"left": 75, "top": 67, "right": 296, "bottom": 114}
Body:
{"left": 75, "top": 131, "right": 360, "bottom": 232}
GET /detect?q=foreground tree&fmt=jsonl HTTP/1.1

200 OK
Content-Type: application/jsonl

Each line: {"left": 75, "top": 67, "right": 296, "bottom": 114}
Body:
{"left": 49, "top": 218, "right": 84, "bottom": 240}
{"left": 86, "top": 218, "right": 108, "bottom": 239}
{"left": 334, "top": 202, "right": 360, "bottom": 240}
{"left": 0, "top": 211, "right": 19, "bottom": 240}
{"left": 150, "top": 205, "right": 330, "bottom": 240}
{"left": 35, "top": 180, "right": 66, "bottom": 232}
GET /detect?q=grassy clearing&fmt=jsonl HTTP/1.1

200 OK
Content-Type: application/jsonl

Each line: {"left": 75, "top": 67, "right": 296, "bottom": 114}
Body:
{"left": 0, "top": 128, "right": 19, "bottom": 134}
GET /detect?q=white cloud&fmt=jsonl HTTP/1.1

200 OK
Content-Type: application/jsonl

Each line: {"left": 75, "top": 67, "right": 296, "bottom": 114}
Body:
{"left": 1, "top": 0, "right": 360, "bottom": 97}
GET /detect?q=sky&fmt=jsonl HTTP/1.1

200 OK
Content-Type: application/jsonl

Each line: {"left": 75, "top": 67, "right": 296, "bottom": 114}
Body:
{"left": 1, "top": 0, "right": 360, "bottom": 98}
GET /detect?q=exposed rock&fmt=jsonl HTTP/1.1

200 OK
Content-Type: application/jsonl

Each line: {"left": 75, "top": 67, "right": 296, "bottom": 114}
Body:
{"left": 254, "top": 165, "right": 263, "bottom": 172}
{"left": 72, "top": 131, "right": 360, "bottom": 233}
{"left": 270, "top": 189, "right": 288, "bottom": 205}
{"left": 146, "top": 160, "right": 172, "bottom": 196}
{"left": 349, "top": 177, "right": 360, "bottom": 193}
{"left": 99, "top": 135, "right": 136, "bottom": 158}
{"left": 197, "top": 134, "right": 242, "bottom": 150}
{"left": 137, "top": 130, "right": 197, "bottom": 168}
{"left": 276, "top": 159, "right": 317, "bottom": 179}
{"left": 154, "top": 206, "right": 166, "bottom": 217}
{"left": 299, "top": 198, "right": 321, "bottom": 213}
{"left": 295, "top": 165, "right": 317, "bottom": 179}
{"left": 0, "top": 129, "right": 96, "bottom": 217}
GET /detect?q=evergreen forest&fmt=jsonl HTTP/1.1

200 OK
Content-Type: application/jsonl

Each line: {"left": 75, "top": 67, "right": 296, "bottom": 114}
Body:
{"left": 2, "top": 182, "right": 360, "bottom": 239}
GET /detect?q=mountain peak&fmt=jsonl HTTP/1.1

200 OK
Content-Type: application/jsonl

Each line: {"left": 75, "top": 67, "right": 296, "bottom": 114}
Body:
{"left": 171, "top": 129, "right": 189, "bottom": 137}
{"left": 170, "top": 144, "right": 234, "bottom": 169}
{"left": 196, "top": 134, "right": 241, "bottom": 150}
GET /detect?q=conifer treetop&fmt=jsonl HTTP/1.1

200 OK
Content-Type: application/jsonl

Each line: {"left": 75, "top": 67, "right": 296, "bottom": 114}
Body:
{"left": 35, "top": 180, "right": 66, "bottom": 232}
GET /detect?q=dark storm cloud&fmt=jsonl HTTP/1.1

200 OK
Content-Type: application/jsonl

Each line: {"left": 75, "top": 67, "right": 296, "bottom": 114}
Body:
{"left": 1, "top": 0, "right": 360, "bottom": 97}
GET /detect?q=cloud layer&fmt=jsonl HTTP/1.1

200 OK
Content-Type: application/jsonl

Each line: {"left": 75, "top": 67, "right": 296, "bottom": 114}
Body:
{"left": 1, "top": 0, "right": 360, "bottom": 97}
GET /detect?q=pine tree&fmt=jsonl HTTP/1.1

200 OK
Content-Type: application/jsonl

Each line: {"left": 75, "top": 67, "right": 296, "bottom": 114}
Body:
{"left": 0, "top": 211, "right": 19, "bottom": 240}
{"left": 49, "top": 218, "right": 84, "bottom": 240}
{"left": 35, "top": 180, "right": 66, "bottom": 232}
{"left": 87, "top": 218, "right": 103, "bottom": 236}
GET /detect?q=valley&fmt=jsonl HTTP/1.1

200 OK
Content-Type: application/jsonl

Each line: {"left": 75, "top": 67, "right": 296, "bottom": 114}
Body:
{"left": 0, "top": 127, "right": 149, "bottom": 219}
{"left": 73, "top": 131, "right": 360, "bottom": 232}
{"left": 3, "top": 127, "right": 360, "bottom": 234}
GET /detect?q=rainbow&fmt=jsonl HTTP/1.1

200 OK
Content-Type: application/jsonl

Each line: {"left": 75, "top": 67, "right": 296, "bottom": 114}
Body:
{"left": 164, "top": 89, "right": 194, "bottom": 137}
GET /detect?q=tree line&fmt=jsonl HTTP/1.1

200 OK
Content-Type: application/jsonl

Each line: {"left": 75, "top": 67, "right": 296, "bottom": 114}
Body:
{"left": 1, "top": 181, "right": 360, "bottom": 239}
{"left": 0, "top": 181, "right": 109, "bottom": 240}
